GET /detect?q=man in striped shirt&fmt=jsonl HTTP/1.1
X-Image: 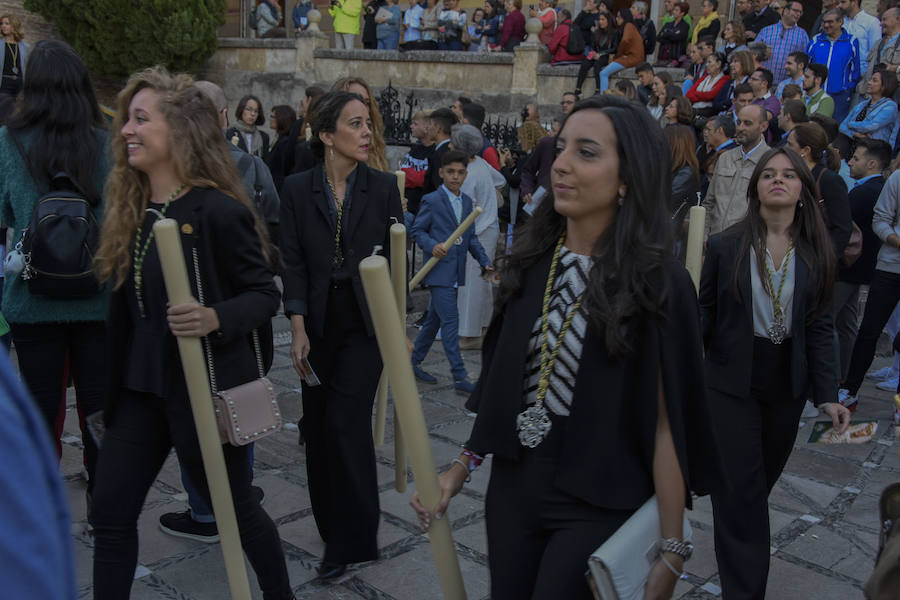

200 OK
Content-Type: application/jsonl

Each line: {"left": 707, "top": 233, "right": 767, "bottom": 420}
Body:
{"left": 756, "top": 1, "right": 809, "bottom": 84}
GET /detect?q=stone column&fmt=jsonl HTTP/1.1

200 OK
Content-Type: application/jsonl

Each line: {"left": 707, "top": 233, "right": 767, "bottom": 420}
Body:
{"left": 511, "top": 18, "right": 545, "bottom": 96}
{"left": 296, "top": 10, "right": 329, "bottom": 72}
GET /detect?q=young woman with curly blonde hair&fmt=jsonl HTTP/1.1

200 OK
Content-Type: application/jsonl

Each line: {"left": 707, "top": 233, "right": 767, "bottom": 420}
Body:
{"left": 90, "top": 66, "right": 292, "bottom": 600}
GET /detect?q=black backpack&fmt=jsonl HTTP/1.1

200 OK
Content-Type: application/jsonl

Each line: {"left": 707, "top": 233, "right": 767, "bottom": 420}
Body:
{"left": 566, "top": 23, "right": 585, "bottom": 55}
{"left": 11, "top": 135, "right": 102, "bottom": 298}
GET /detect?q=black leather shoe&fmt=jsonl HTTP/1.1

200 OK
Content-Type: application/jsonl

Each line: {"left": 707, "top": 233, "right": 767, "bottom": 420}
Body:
{"left": 316, "top": 560, "right": 346, "bottom": 580}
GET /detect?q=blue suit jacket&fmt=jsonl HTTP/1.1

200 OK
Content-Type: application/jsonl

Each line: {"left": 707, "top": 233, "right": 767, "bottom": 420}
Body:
{"left": 410, "top": 187, "right": 491, "bottom": 287}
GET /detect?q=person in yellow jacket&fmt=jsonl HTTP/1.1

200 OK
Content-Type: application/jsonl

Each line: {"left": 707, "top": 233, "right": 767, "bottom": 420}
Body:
{"left": 330, "top": 0, "right": 362, "bottom": 48}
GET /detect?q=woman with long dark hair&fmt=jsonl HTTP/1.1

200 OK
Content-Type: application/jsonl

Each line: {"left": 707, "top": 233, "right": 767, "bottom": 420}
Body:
{"left": 0, "top": 39, "right": 108, "bottom": 511}
{"left": 226, "top": 94, "right": 270, "bottom": 160}
{"left": 666, "top": 123, "right": 700, "bottom": 246}
{"left": 90, "top": 66, "right": 292, "bottom": 599}
{"left": 411, "top": 95, "right": 718, "bottom": 599}
{"left": 596, "top": 8, "right": 644, "bottom": 93}
{"left": 700, "top": 147, "right": 850, "bottom": 600}
{"left": 647, "top": 70, "right": 674, "bottom": 121}
{"left": 574, "top": 10, "right": 616, "bottom": 97}
{"left": 280, "top": 91, "right": 403, "bottom": 580}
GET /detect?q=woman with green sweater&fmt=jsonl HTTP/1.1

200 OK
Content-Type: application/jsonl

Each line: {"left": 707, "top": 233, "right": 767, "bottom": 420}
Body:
{"left": 0, "top": 40, "right": 109, "bottom": 500}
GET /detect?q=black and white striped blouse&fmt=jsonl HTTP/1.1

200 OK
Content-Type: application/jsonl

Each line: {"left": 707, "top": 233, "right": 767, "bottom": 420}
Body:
{"left": 523, "top": 246, "right": 592, "bottom": 417}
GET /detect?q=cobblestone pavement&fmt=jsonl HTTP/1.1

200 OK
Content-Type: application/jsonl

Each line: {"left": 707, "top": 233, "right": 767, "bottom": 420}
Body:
{"left": 59, "top": 303, "right": 895, "bottom": 599}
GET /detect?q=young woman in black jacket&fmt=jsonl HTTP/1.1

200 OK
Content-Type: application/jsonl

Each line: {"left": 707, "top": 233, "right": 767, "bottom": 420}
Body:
{"left": 412, "top": 95, "right": 719, "bottom": 600}
{"left": 700, "top": 147, "right": 850, "bottom": 600}
{"left": 91, "top": 67, "right": 292, "bottom": 600}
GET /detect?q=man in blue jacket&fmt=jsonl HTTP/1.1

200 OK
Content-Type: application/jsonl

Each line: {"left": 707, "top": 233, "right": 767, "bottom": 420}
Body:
{"left": 807, "top": 8, "right": 861, "bottom": 122}
{"left": 410, "top": 150, "right": 493, "bottom": 394}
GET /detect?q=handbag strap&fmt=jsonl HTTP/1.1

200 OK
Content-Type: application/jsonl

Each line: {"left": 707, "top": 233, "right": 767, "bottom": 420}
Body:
{"left": 191, "top": 246, "right": 265, "bottom": 396}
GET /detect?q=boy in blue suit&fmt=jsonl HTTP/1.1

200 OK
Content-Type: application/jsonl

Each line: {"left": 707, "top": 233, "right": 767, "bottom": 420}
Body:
{"left": 410, "top": 150, "right": 493, "bottom": 394}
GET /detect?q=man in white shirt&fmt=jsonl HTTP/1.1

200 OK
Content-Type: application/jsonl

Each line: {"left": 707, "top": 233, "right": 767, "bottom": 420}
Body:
{"left": 839, "top": 0, "right": 882, "bottom": 75}
{"left": 403, "top": 0, "right": 424, "bottom": 43}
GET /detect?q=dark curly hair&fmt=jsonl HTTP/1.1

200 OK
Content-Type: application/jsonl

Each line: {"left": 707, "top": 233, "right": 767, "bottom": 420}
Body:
{"left": 496, "top": 95, "right": 674, "bottom": 357}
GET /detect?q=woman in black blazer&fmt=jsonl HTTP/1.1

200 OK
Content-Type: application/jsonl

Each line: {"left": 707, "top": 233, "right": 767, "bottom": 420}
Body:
{"left": 90, "top": 68, "right": 292, "bottom": 599}
{"left": 700, "top": 146, "right": 850, "bottom": 600}
{"left": 280, "top": 91, "right": 403, "bottom": 580}
{"left": 411, "top": 95, "right": 720, "bottom": 600}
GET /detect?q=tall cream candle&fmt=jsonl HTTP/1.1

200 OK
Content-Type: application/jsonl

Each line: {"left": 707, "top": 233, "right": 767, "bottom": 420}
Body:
{"left": 359, "top": 256, "right": 467, "bottom": 600}
{"left": 685, "top": 205, "right": 706, "bottom": 292}
{"left": 409, "top": 207, "right": 482, "bottom": 292}
{"left": 373, "top": 373, "right": 388, "bottom": 445}
{"left": 152, "top": 219, "right": 251, "bottom": 599}
{"left": 390, "top": 224, "right": 409, "bottom": 493}
{"left": 395, "top": 170, "right": 406, "bottom": 197}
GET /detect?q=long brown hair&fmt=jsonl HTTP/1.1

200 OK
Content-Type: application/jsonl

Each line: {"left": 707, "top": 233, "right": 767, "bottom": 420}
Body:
{"left": 331, "top": 77, "right": 390, "bottom": 171}
{"left": 95, "top": 66, "right": 271, "bottom": 289}
{"left": 730, "top": 147, "right": 835, "bottom": 318}
{"left": 665, "top": 124, "right": 699, "bottom": 185}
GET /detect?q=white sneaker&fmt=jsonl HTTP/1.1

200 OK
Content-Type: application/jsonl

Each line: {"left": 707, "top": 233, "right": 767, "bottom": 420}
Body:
{"left": 866, "top": 365, "right": 898, "bottom": 381}
{"left": 801, "top": 400, "right": 819, "bottom": 418}
{"left": 876, "top": 376, "right": 899, "bottom": 391}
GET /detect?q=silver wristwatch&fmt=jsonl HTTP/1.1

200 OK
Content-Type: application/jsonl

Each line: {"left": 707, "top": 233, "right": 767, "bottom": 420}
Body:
{"left": 659, "top": 537, "right": 694, "bottom": 560}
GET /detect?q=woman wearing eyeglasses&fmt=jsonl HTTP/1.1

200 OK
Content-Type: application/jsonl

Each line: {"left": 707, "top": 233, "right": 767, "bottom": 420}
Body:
{"left": 225, "top": 94, "right": 270, "bottom": 161}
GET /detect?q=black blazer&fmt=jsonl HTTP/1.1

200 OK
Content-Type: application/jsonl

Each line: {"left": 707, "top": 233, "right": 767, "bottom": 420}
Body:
{"left": 699, "top": 228, "right": 838, "bottom": 405}
{"left": 279, "top": 163, "right": 403, "bottom": 338}
{"left": 105, "top": 188, "right": 280, "bottom": 422}
{"left": 811, "top": 164, "right": 852, "bottom": 258}
{"left": 465, "top": 250, "right": 719, "bottom": 510}
{"left": 840, "top": 174, "right": 885, "bottom": 285}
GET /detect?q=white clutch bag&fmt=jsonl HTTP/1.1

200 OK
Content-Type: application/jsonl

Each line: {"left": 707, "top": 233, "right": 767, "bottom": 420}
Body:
{"left": 587, "top": 496, "right": 692, "bottom": 600}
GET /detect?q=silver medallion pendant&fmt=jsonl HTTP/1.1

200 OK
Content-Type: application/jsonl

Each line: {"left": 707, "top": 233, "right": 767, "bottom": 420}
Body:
{"left": 454, "top": 237, "right": 462, "bottom": 246}
{"left": 333, "top": 250, "right": 344, "bottom": 269}
{"left": 11, "top": 67, "right": 17, "bottom": 74}
{"left": 516, "top": 403, "right": 552, "bottom": 448}
{"left": 767, "top": 317, "right": 786, "bottom": 345}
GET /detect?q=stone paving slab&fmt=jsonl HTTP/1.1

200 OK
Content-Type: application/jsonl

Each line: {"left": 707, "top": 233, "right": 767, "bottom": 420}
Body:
{"left": 53, "top": 304, "right": 900, "bottom": 598}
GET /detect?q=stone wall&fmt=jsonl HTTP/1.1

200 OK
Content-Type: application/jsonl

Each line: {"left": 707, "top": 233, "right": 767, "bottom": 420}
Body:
{"left": 202, "top": 33, "right": 682, "bottom": 135}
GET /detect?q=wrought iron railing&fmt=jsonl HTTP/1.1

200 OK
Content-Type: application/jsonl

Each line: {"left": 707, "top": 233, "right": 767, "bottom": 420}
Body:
{"left": 375, "top": 82, "right": 554, "bottom": 152}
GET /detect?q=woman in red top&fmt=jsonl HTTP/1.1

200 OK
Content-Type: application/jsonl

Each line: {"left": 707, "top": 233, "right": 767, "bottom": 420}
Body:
{"left": 685, "top": 52, "right": 730, "bottom": 118}
{"left": 497, "top": 0, "right": 525, "bottom": 51}
{"left": 548, "top": 9, "right": 583, "bottom": 65}
{"left": 597, "top": 8, "right": 644, "bottom": 93}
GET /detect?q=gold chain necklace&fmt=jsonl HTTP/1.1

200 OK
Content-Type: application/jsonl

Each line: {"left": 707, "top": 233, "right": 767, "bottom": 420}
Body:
{"left": 133, "top": 184, "right": 186, "bottom": 318}
{"left": 6, "top": 42, "right": 18, "bottom": 75}
{"left": 762, "top": 237, "right": 793, "bottom": 345}
{"left": 516, "top": 233, "right": 585, "bottom": 449}
{"left": 326, "top": 175, "right": 345, "bottom": 269}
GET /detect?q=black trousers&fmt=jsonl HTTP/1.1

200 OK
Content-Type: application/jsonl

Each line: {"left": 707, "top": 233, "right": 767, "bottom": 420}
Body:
{"left": 303, "top": 282, "right": 381, "bottom": 564}
{"left": 485, "top": 449, "right": 633, "bottom": 600}
{"left": 91, "top": 389, "right": 292, "bottom": 599}
{"left": 10, "top": 320, "right": 106, "bottom": 493}
{"left": 575, "top": 55, "right": 610, "bottom": 92}
{"left": 844, "top": 269, "right": 900, "bottom": 394}
{"left": 710, "top": 337, "right": 803, "bottom": 600}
